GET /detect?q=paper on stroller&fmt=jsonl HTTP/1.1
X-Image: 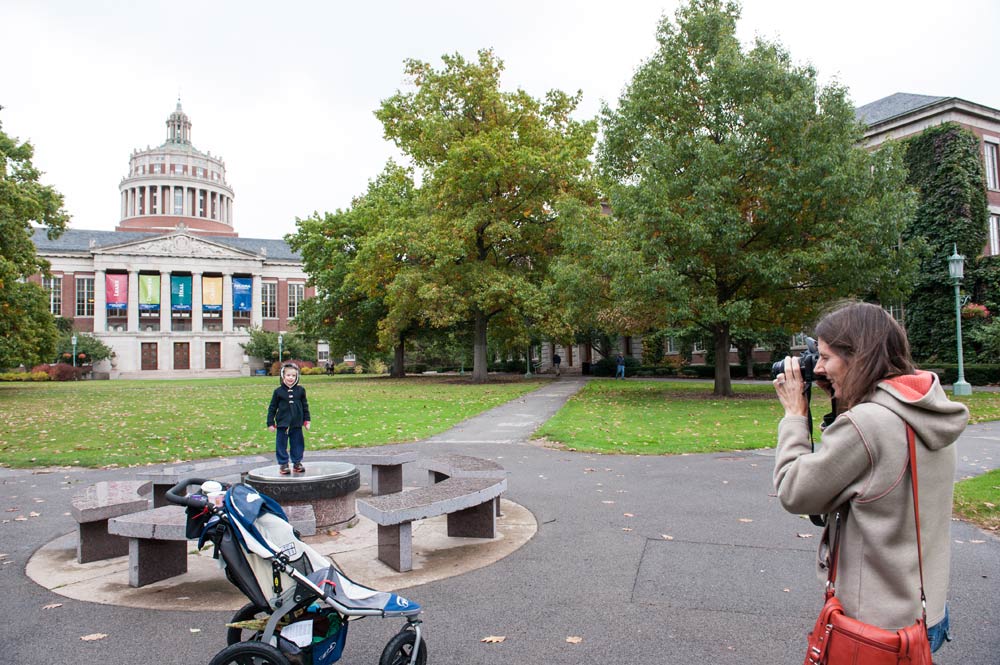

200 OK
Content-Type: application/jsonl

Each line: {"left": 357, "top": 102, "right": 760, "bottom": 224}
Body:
{"left": 281, "top": 620, "right": 314, "bottom": 648}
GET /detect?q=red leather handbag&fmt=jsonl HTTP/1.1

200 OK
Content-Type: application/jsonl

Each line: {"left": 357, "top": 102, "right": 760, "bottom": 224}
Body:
{"left": 803, "top": 426, "right": 934, "bottom": 665}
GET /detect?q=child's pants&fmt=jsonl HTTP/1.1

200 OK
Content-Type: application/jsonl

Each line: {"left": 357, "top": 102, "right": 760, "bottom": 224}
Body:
{"left": 275, "top": 427, "right": 305, "bottom": 465}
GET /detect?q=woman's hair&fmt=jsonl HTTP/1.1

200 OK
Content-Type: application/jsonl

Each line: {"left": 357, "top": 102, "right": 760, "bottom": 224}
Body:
{"left": 814, "top": 301, "right": 915, "bottom": 409}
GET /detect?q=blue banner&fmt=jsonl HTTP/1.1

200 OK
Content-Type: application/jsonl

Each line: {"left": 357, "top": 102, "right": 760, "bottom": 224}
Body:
{"left": 171, "top": 275, "right": 192, "bottom": 312}
{"left": 233, "top": 277, "right": 252, "bottom": 313}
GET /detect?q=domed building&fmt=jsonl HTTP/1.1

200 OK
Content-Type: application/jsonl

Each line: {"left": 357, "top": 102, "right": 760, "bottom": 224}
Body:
{"left": 31, "top": 102, "right": 323, "bottom": 378}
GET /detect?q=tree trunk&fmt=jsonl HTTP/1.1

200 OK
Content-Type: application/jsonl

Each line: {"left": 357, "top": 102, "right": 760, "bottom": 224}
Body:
{"left": 391, "top": 335, "right": 406, "bottom": 378}
{"left": 713, "top": 324, "right": 734, "bottom": 397}
{"left": 472, "top": 310, "right": 489, "bottom": 383}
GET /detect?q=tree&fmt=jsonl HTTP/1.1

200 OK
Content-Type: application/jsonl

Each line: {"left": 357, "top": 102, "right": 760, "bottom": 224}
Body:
{"left": 288, "top": 162, "right": 423, "bottom": 378}
{"left": 0, "top": 111, "right": 70, "bottom": 369}
{"left": 597, "top": 0, "right": 918, "bottom": 395}
{"left": 375, "top": 49, "right": 600, "bottom": 382}
{"left": 241, "top": 328, "right": 315, "bottom": 364}
{"left": 900, "top": 122, "right": 989, "bottom": 361}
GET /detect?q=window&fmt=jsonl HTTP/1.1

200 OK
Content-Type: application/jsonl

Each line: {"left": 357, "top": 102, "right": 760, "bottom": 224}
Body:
{"left": 990, "top": 214, "right": 1000, "bottom": 256}
{"left": 262, "top": 282, "right": 277, "bottom": 318}
{"left": 288, "top": 283, "right": 304, "bottom": 319}
{"left": 43, "top": 276, "right": 62, "bottom": 315}
{"left": 174, "top": 188, "right": 183, "bottom": 214}
{"left": 986, "top": 142, "right": 999, "bottom": 190}
{"left": 75, "top": 277, "right": 95, "bottom": 317}
{"left": 198, "top": 191, "right": 205, "bottom": 217}
{"left": 692, "top": 341, "right": 704, "bottom": 353}
{"left": 885, "top": 303, "right": 905, "bottom": 323}
{"left": 666, "top": 337, "right": 677, "bottom": 354}
{"left": 791, "top": 333, "right": 808, "bottom": 348}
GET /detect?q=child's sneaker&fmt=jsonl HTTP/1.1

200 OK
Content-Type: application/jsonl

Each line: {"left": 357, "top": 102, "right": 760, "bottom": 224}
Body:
{"left": 279, "top": 464, "right": 290, "bottom": 475}
{"left": 293, "top": 462, "right": 305, "bottom": 474}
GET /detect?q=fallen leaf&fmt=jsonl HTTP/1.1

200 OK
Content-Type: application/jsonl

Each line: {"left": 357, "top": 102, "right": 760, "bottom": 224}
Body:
{"left": 566, "top": 636, "right": 583, "bottom": 644}
{"left": 661, "top": 534, "right": 674, "bottom": 540}
{"left": 29, "top": 512, "right": 40, "bottom": 517}
{"left": 622, "top": 527, "right": 633, "bottom": 532}
{"left": 14, "top": 516, "right": 27, "bottom": 522}
{"left": 481, "top": 636, "right": 506, "bottom": 643}
{"left": 782, "top": 588, "right": 791, "bottom": 593}
{"left": 189, "top": 628, "right": 201, "bottom": 633}
{"left": 969, "top": 540, "right": 985, "bottom": 544}
{"left": 796, "top": 533, "right": 814, "bottom": 539}
{"left": 80, "top": 633, "right": 108, "bottom": 641}
{"left": 42, "top": 603, "right": 63, "bottom": 610}
{"left": 623, "top": 513, "right": 634, "bottom": 517}
{"left": 601, "top": 501, "right": 615, "bottom": 505}
{"left": 738, "top": 518, "right": 753, "bottom": 523}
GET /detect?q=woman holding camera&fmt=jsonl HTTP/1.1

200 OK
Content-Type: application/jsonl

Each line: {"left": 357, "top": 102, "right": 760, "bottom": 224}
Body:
{"left": 772, "top": 302, "right": 968, "bottom": 653}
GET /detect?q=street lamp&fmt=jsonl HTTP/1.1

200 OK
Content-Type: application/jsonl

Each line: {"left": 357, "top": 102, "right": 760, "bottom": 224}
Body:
{"left": 71, "top": 334, "right": 78, "bottom": 368}
{"left": 948, "top": 244, "right": 972, "bottom": 396}
{"left": 278, "top": 334, "right": 284, "bottom": 363}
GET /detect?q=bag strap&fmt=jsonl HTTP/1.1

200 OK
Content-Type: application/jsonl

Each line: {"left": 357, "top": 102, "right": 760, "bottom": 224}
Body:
{"left": 825, "top": 424, "right": 927, "bottom": 623}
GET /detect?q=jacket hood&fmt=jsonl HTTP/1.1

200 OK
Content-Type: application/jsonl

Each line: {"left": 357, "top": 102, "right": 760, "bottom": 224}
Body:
{"left": 278, "top": 364, "right": 300, "bottom": 388}
{"left": 871, "top": 369, "right": 968, "bottom": 450}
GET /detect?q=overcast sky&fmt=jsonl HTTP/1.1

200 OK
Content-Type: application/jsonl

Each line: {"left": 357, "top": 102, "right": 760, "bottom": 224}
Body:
{"left": 4, "top": 0, "right": 998, "bottom": 240}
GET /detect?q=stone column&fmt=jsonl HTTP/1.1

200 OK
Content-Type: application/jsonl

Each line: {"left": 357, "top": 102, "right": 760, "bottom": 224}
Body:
{"left": 160, "top": 271, "right": 171, "bottom": 332}
{"left": 192, "top": 272, "right": 203, "bottom": 332}
{"left": 251, "top": 274, "right": 262, "bottom": 328}
{"left": 222, "top": 273, "right": 233, "bottom": 332}
{"left": 94, "top": 270, "right": 107, "bottom": 332}
{"left": 127, "top": 270, "right": 139, "bottom": 332}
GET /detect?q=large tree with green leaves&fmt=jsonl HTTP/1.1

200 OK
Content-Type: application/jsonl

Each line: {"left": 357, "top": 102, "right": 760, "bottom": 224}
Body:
{"left": 288, "top": 162, "right": 421, "bottom": 377}
{"left": 0, "top": 112, "right": 70, "bottom": 369}
{"left": 375, "top": 49, "right": 600, "bottom": 382}
{"left": 597, "top": 0, "right": 918, "bottom": 396}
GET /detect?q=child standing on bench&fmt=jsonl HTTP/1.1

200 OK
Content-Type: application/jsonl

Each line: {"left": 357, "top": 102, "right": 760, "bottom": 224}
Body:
{"left": 267, "top": 362, "right": 311, "bottom": 475}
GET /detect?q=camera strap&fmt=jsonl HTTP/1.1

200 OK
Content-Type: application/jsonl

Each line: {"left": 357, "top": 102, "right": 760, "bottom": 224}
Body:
{"left": 805, "top": 385, "right": 827, "bottom": 528}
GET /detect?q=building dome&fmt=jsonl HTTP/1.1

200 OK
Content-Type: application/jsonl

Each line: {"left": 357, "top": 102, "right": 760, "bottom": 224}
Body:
{"left": 117, "top": 100, "right": 237, "bottom": 236}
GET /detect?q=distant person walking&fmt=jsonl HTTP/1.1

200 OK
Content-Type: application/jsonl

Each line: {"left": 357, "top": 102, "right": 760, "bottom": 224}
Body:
{"left": 552, "top": 352, "right": 561, "bottom": 376}
{"left": 267, "top": 362, "right": 311, "bottom": 475}
{"left": 615, "top": 353, "right": 626, "bottom": 379}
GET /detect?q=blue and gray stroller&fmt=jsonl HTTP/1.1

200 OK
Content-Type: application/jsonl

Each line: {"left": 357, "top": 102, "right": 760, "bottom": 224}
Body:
{"left": 166, "top": 478, "right": 426, "bottom": 665}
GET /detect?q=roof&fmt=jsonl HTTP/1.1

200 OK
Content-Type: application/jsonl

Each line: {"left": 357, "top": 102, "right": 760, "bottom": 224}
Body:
{"left": 31, "top": 228, "right": 301, "bottom": 262}
{"left": 855, "top": 93, "right": 950, "bottom": 126}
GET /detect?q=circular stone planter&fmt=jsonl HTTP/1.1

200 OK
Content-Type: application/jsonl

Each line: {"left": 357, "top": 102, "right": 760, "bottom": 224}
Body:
{"left": 246, "top": 461, "right": 360, "bottom": 529}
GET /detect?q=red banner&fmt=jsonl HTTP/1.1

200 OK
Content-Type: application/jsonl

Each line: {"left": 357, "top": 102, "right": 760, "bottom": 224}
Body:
{"left": 106, "top": 273, "right": 128, "bottom": 309}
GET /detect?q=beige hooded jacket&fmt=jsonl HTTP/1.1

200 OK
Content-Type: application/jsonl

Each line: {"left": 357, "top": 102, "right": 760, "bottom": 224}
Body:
{"left": 774, "top": 370, "right": 968, "bottom": 629}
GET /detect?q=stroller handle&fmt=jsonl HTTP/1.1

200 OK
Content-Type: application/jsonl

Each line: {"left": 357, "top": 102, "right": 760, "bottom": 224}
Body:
{"left": 164, "top": 477, "right": 221, "bottom": 509}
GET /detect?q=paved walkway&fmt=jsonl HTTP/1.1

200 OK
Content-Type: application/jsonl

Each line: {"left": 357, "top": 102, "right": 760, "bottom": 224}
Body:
{"left": 1, "top": 377, "right": 998, "bottom": 664}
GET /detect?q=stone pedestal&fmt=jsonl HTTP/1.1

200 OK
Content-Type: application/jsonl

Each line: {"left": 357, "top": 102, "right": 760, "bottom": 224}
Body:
{"left": 246, "top": 462, "right": 359, "bottom": 529}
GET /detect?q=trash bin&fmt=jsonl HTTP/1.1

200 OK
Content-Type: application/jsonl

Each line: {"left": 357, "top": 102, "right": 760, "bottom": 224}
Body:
{"left": 582, "top": 361, "right": 591, "bottom": 375}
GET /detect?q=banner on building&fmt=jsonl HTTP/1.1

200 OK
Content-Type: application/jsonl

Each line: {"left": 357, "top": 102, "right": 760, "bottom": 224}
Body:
{"left": 171, "top": 275, "right": 192, "bottom": 312}
{"left": 233, "top": 277, "right": 252, "bottom": 313}
{"left": 202, "top": 276, "right": 223, "bottom": 312}
{"left": 106, "top": 273, "right": 128, "bottom": 309}
{"left": 138, "top": 274, "right": 160, "bottom": 312}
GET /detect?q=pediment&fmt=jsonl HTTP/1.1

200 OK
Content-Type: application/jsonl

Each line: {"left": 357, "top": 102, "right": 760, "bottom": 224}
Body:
{"left": 94, "top": 232, "right": 259, "bottom": 260}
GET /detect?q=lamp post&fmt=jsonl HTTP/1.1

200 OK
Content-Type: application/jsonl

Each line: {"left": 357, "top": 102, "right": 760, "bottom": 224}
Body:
{"left": 71, "top": 334, "right": 78, "bottom": 368}
{"left": 278, "top": 334, "right": 284, "bottom": 363}
{"left": 948, "top": 244, "right": 972, "bottom": 396}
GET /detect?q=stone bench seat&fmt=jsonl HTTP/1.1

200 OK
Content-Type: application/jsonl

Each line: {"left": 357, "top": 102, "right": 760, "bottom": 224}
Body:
{"left": 138, "top": 456, "right": 271, "bottom": 507}
{"left": 70, "top": 480, "right": 152, "bottom": 563}
{"left": 309, "top": 450, "right": 417, "bottom": 495}
{"left": 421, "top": 454, "right": 506, "bottom": 516}
{"left": 108, "top": 504, "right": 316, "bottom": 587}
{"left": 356, "top": 476, "right": 507, "bottom": 572}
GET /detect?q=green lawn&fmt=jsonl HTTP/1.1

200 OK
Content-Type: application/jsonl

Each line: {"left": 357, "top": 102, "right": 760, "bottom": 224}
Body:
{"left": 533, "top": 379, "right": 820, "bottom": 454}
{"left": 953, "top": 468, "right": 1000, "bottom": 533}
{"left": 0, "top": 375, "right": 544, "bottom": 468}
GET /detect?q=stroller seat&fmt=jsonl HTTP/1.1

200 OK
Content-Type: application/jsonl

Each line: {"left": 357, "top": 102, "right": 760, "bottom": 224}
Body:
{"left": 307, "top": 566, "right": 421, "bottom": 616}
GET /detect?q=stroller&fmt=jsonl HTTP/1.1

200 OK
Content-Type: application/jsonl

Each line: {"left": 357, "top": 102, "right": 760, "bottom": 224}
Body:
{"left": 165, "top": 477, "right": 426, "bottom": 665}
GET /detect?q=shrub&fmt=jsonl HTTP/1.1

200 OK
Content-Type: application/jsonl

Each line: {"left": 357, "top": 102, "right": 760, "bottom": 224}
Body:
{"left": 0, "top": 371, "right": 50, "bottom": 382}
{"left": 592, "top": 356, "right": 641, "bottom": 377}
{"left": 367, "top": 359, "right": 389, "bottom": 375}
{"left": 920, "top": 363, "right": 1000, "bottom": 386}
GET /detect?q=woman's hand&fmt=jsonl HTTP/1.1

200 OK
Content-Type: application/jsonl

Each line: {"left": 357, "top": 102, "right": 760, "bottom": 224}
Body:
{"left": 773, "top": 356, "right": 809, "bottom": 417}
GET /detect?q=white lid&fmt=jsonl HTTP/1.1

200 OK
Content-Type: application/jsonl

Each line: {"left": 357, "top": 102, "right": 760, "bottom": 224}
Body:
{"left": 201, "top": 480, "right": 223, "bottom": 493}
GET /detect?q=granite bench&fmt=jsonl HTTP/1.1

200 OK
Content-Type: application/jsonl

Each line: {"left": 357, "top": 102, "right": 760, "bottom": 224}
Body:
{"left": 138, "top": 456, "right": 271, "bottom": 507}
{"left": 356, "top": 476, "right": 507, "bottom": 572}
{"left": 107, "top": 503, "right": 316, "bottom": 587}
{"left": 70, "top": 480, "right": 153, "bottom": 563}
{"left": 421, "top": 454, "right": 506, "bottom": 516}
{"left": 309, "top": 451, "right": 417, "bottom": 495}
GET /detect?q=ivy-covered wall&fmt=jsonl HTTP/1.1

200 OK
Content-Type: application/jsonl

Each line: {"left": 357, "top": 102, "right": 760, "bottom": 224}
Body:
{"left": 902, "top": 122, "right": 989, "bottom": 362}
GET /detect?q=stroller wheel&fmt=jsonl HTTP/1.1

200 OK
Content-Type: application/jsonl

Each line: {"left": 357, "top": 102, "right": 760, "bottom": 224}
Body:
{"left": 379, "top": 629, "right": 428, "bottom": 665}
{"left": 209, "top": 640, "right": 290, "bottom": 665}
{"left": 227, "top": 603, "right": 271, "bottom": 645}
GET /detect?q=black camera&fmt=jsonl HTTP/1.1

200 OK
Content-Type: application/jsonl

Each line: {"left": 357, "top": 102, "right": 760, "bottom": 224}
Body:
{"left": 771, "top": 337, "right": 820, "bottom": 383}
